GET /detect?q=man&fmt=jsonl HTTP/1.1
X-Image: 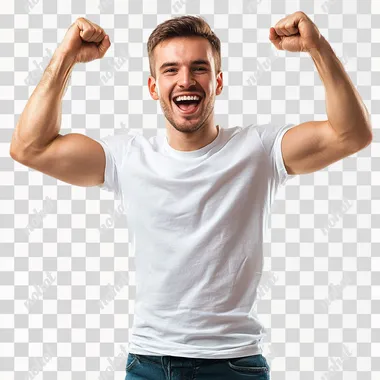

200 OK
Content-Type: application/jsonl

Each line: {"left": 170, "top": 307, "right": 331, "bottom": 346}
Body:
{"left": 10, "top": 12, "right": 372, "bottom": 380}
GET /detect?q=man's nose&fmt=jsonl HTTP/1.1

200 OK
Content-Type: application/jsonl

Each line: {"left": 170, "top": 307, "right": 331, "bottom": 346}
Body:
{"left": 178, "top": 70, "right": 196, "bottom": 87}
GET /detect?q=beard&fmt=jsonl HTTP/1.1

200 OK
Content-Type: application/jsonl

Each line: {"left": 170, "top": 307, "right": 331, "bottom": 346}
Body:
{"left": 159, "top": 95, "right": 215, "bottom": 135}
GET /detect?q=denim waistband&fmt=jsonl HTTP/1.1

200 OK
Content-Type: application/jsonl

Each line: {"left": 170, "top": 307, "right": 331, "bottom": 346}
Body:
{"left": 131, "top": 353, "right": 264, "bottom": 368}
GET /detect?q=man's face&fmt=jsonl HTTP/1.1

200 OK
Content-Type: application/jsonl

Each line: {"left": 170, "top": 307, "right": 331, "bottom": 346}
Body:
{"left": 148, "top": 36, "right": 223, "bottom": 134}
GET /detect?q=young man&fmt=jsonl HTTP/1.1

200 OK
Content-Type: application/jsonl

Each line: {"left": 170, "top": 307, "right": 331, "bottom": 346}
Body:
{"left": 10, "top": 12, "right": 372, "bottom": 380}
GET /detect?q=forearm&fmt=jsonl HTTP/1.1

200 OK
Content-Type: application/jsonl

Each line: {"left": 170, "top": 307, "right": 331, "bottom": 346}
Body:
{"left": 309, "top": 37, "right": 372, "bottom": 145}
{"left": 10, "top": 49, "right": 76, "bottom": 159}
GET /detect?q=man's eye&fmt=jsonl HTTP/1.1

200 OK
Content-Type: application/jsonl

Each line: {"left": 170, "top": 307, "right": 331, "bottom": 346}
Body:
{"left": 164, "top": 67, "right": 206, "bottom": 73}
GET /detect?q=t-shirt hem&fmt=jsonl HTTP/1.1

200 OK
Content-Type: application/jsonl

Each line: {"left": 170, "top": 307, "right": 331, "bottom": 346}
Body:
{"left": 128, "top": 341, "right": 263, "bottom": 359}
{"left": 95, "top": 139, "right": 114, "bottom": 186}
{"left": 275, "top": 123, "right": 297, "bottom": 186}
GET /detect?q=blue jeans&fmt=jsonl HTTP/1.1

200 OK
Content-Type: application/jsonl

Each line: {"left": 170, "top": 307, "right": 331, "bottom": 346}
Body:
{"left": 125, "top": 353, "right": 270, "bottom": 379}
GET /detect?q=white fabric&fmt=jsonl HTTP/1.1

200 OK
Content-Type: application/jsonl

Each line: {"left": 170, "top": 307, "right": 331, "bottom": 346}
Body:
{"left": 95, "top": 122, "right": 297, "bottom": 359}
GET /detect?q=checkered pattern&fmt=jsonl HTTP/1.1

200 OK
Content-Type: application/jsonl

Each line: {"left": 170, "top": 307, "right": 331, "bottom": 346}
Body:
{"left": 0, "top": 0, "right": 379, "bottom": 379}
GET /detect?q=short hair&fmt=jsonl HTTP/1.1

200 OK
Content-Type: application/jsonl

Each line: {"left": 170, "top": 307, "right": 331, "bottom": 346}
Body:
{"left": 147, "top": 15, "right": 221, "bottom": 79}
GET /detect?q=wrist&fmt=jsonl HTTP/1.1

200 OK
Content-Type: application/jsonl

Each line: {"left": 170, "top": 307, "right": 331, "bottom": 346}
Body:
{"left": 40, "top": 50, "right": 75, "bottom": 97}
{"left": 307, "top": 36, "right": 332, "bottom": 57}
{"left": 44, "top": 49, "right": 76, "bottom": 81}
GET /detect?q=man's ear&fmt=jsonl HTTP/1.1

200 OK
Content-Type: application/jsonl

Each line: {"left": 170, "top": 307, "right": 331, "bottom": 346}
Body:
{"left": 148, "top": 76, "right": 159, "bottom": 100}
{"left": 216, "top": 71, "right": 223, "bottom": 96}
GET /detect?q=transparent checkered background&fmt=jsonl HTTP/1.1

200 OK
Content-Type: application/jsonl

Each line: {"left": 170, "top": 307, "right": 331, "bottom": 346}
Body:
{"left": 1, "top": 0, "right": 379, "bottom": 379}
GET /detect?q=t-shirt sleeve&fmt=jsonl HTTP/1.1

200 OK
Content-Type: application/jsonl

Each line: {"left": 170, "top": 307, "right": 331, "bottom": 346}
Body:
{"left": 94, "top": 132, "right": 136, "bottom": 198}
{"left": 254, "top": 123, "right": 298, "bottom": 187}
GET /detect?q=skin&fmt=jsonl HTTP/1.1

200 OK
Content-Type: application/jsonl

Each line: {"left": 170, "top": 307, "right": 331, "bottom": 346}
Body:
{"left": 148, "top": 36, "right": 223, "bottom": 152}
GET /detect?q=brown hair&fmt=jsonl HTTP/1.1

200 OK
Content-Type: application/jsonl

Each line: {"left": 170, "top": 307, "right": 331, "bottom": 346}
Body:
{"left": 147, "top": 15, "right": 221, "bottom": 79}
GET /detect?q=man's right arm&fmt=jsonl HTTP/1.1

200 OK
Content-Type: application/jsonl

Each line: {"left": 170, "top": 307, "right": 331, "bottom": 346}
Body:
{"left": 9, "top": 18, "right": 111, "bottom": 187}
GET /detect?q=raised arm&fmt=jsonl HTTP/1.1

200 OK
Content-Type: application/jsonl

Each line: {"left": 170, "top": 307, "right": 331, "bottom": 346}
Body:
{"left": 10, "top": 18, "right": 111, "bottom": 187}
{"left": 269, "top": 12, "right": 372, "bottom": 175}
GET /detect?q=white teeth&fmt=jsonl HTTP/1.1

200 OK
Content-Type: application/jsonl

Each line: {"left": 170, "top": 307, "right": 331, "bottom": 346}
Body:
{"left": 174, "top": 95, "right": 200, "bottom": 102}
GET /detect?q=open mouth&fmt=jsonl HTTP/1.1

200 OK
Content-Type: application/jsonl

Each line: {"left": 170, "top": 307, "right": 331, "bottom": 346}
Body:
{"left": 173, "top": 97, "right": 202, "bottom": 115}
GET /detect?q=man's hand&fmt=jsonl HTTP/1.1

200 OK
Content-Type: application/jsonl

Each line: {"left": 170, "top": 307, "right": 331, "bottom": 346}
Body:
{"left": 269, "top": 11, "right": 324, "bottom": 53}
{"left": 56, "top": 17, "right": 111, "bottom": 63}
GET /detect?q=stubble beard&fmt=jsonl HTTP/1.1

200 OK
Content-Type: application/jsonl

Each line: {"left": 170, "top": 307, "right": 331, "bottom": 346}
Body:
{"left": 160, "top": 95, "right": 215, "bottom": 135}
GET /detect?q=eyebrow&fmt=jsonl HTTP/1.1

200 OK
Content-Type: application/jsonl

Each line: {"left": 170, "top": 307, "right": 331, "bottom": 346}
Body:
{"left": 159, "top": 60, "right": 210, "bottom": 72}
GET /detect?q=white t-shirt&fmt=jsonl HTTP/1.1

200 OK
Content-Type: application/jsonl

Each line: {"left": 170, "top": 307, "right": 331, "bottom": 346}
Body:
{"left": 95, "top": 123, "right": 297, "bottom": 359}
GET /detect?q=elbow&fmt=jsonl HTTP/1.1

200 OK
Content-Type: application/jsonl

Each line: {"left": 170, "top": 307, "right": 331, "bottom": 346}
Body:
{"left": 339, "top": 129, "right": 372, "bottom": 155}
{"left": 10, "top": 132, "right": 26, "bottom": 162}
{"left": 10, "top": 149, "right": 26, "bottom": 164}
{"left": 9, "top": 146, "right": 21, "bottom": 161}
{"left": 349, "top": 128, "right": 373, "bottom": 153}
{"left": 366, "top": 130, "right": 373, "bottom": 146}
{"left": 360, "top": 127, "right": 373, "bottom": 149}
{"left": 9, "top": 143, "right": 28, "bottom": 164}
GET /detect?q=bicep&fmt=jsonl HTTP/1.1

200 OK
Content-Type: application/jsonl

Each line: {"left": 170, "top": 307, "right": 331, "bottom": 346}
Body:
{"left": 13, "top": 133, "right": 106, "bottom": 187}
{"left": 282, "top": 120, "right": 361, "bottom": 175}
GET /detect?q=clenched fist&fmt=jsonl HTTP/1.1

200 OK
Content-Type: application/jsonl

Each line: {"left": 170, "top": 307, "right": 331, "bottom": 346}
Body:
{"left": 57, "top": 17, "right": 111, "bottom": 64}
{"left": 269, "top": 11, "right": 324, "bottom": 53}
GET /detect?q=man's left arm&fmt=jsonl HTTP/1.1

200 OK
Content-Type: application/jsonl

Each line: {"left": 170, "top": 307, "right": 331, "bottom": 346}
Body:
{"left": 269, "top": 11, "right": 373, "bottom": 175}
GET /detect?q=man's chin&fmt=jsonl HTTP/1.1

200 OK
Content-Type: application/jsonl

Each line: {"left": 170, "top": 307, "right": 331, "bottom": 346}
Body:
{"left": 174, "top": 121, "right": 206, "bottom": 134}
